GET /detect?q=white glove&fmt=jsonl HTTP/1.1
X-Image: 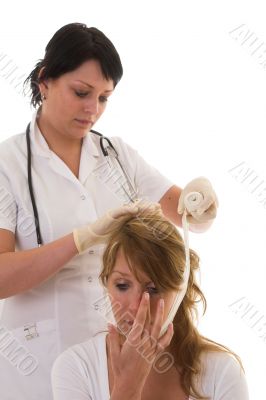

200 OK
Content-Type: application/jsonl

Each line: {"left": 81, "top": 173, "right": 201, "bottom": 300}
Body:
{"left": 177, "top": 177, "right": 218, "bottom": 224}
{"left": 73, "top": 201, "right": 161, "bottom": 254}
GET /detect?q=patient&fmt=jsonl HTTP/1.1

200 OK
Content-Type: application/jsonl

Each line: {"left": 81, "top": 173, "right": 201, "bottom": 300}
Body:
{"left": 52, "top": 208, "right": 249, "bottom": 400}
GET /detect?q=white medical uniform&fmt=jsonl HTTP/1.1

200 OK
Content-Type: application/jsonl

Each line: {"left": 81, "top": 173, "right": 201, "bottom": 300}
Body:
{"left": 51, "top": 332, "right": 250, "bottom": 400}
{"left": 0, "top": 110, "right": 173, "bottom": 400}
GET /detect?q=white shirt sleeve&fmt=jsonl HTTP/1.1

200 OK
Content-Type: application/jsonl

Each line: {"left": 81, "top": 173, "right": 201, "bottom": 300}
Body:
{"left": 51, "top": 348, "right": 93, "bottom": 400}
{"left": 51, "top": 334, "right": 110, "bottom": 400}
{"left": 0, "top": 166, "right": 17, "bottom": 233}
{"left": 199, "top": 352, "right": 249, "bottom": 400}
{"left": 214, "top": 355, "right": 249, "bottom": 400}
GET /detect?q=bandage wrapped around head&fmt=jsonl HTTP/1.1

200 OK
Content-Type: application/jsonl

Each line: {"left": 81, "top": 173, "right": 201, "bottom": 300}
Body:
{"left": 159, "top": 192, "right": 200, "bottom": 336}
{"left": 98, "top": 197, "right": 202, "bottom": 338}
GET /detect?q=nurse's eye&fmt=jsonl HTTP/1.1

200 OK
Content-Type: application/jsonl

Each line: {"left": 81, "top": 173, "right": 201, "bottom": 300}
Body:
{"left": 116, "top": 283, "right": 130, "bottom": 291}
{"left": 75, "top": 91, "right": 89, "bottom": 98}
{"left": 99, "top": 95, "right": 108, "bottom": 103}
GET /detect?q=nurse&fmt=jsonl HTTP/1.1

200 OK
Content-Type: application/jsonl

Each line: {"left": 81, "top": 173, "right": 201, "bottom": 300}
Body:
{"left": 0, "top": 23, "right": 218, "bottom": 399}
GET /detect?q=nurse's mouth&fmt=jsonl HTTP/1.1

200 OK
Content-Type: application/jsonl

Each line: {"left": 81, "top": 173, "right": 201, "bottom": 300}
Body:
{"left": 75, "top": 119, "right": 93, "bottom": 127}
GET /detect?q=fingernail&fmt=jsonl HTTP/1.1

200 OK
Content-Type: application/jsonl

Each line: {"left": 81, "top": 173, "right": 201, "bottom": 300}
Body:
{"left": 108, "top": 323, "right": 113, "bottom": 332}
{"left": 169, "top": 322, "right": 174, "bottom": 331}
{"left": 144, "top": 292, "right": 149, "bottom": 301}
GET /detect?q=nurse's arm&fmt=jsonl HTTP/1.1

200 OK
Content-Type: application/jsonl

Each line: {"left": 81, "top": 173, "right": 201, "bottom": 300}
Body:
{"left": 0, "top": 229, "right": 78, "bottom": 299}
{"left": 159, "top": 185, "right": 214, "bottom": 233}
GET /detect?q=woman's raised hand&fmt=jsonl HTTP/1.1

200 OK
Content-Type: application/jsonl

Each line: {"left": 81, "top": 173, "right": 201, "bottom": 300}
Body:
{"left": 109, "top": 293, "right": 174, "bottom": 400}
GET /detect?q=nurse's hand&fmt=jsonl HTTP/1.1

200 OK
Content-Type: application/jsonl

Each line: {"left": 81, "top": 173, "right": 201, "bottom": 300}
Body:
{"left": 109, "top": 293, "right": 174, "bottom": 400}
{"left": 177, "top": 177, "right": 219, "bottom": 224}
{"left": 73, "top": 201, "right": 161, "bottom": 254}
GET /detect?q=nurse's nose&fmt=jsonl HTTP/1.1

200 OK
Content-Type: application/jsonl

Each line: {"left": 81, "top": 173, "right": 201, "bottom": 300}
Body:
{"left": 84, "top": 97, "right": 99, "bottom": 116}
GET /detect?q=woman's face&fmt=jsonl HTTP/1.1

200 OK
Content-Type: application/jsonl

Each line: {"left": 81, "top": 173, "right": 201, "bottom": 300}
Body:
{"left": 39, "top": 59, "right": 114, "bottom": 140}
{"left": 106, "top": 248, "right": 176, "bottom": 336}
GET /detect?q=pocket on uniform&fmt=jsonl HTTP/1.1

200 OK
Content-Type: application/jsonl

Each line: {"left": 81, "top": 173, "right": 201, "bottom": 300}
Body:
{"left": 0, "top": 318, "right": 58, "bottom": 399}
{"left": 9, "top": 318, "right": 58, "bottom": 374}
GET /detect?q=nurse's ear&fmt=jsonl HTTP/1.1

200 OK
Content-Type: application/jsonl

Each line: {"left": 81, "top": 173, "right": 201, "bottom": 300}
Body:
{"left": 38, "top": 66, "right": 49, "bottom": 101}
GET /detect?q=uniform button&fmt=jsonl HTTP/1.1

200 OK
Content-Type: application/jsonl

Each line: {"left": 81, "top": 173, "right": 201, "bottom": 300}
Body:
{"left": 81, "top": 195, "right": 86, "bottom": 200}
{"left": 94, "top": 304, "right": 99, "bottom": 310}
{"left": 89, "top": 250, "right": 94, "bottom": 254}
{"left": 88, "top": 276, "right": 93, "bottom": 283}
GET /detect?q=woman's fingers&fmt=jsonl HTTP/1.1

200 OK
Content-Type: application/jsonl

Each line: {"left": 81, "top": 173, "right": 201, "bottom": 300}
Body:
{"left": 143, "top": 293, "right": 151, "bottom": 337}
{"left": 150, "top": 298, "right": 165, "bottom": 340}
{"left": 138, "top": 298, "right": 166, "bottom": 358}
{"left": 128, "top": 292, "right": 149, "bottom": 344}
{"left": 157, "top": 322, "right": 174, "bottom": 351}
{"left": 108, "top": 324, "right": 121, "bottom": 367}
{"left": 120, "top": 293, "right": 174, "bottom": 362}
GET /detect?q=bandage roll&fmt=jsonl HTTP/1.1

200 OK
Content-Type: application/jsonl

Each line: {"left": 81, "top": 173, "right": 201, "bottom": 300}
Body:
{"left": 184, "top": 191, "right": 204, "bottom": 213}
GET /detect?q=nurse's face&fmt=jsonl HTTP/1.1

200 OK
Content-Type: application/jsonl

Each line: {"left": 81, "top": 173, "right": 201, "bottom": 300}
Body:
{"left": 106, "top": 248, "right": 176, "bottom": 336}
{"left": 39, "top": 59, "right": 114, "bottom": 140}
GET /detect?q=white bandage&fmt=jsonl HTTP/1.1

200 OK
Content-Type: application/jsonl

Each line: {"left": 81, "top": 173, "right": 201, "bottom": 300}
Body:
{"left": 159, "top": 192, "right": 203, "bottom": 337}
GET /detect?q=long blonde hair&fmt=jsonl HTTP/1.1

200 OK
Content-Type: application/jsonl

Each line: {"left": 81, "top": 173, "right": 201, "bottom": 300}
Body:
{"left": 100, "top": 208, "right": 243, "bottom": 399}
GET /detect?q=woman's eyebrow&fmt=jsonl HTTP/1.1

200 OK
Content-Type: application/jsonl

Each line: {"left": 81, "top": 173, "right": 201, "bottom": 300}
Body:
{"left": 74, "top": 80, "right": 113, "bottom": 92}
{"left": 112, "top": 270, "right": 153, "bottom": 284}
{"left": 112, "top": 270, "right": 131, "bottom": 277}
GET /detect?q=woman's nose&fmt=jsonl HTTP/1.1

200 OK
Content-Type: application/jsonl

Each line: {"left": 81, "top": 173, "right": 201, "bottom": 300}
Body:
{"left": 84, "top": 97, "right": 99, "bottom": 115}
{"left": 128, "top": 290, "right": 143, "bottom": 315}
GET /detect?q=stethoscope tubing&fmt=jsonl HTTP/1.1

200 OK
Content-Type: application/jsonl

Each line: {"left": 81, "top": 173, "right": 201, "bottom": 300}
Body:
{"left": 26, "top": 123, "right": 43, "bottom": 247}
{"left": 26, "top": 124, "right": 137, "bottom": 247}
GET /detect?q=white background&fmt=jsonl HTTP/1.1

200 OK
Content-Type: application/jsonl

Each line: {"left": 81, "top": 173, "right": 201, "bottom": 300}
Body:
{"left": 0, "top": 1, "right": 265, "bottom": 398}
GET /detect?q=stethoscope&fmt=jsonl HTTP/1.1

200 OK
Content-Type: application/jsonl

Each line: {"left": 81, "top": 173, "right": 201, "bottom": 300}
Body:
{"left": 26, "top": 121, "right": 204, "bottom": 329}
{"left": 25, "top": 123, "right": 138, "bottom": 247}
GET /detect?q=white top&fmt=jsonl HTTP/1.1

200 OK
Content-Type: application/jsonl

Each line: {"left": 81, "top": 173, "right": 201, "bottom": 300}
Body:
{"left": 52, "top": 332, "right": 249, "bottom": 400}
{"left": 0, "top": 110, "right": 173, "bottom": 400}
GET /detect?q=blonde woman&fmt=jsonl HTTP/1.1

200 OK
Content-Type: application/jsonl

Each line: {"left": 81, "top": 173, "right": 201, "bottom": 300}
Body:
{"left": 52, "top": 208, "right": 249, "bottom": 400}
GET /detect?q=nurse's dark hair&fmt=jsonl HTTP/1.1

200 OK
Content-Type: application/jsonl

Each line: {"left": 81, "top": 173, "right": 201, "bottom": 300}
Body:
{"left": 24, "top": 23, "right": 123, "bottom": 108}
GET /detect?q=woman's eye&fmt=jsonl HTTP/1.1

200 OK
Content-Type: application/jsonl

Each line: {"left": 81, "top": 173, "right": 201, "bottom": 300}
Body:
{"left": 146, "top": 286, "right": 159, "bottom": 295}
{"left": 116, "top": 283, "right": 129, "bottom": 291}
{"left": 99, "top": 96, "right": 108, "bottom": 103}
{"left": 75, "top": 91, "right": 88, "bottom": 98}
{"left": 74, "top": 91, "right": 108, "bottom": 102}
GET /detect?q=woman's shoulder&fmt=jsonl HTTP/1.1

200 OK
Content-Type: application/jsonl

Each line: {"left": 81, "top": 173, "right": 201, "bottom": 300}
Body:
{"left": 200, "top": 349, "right": 244, "bottom": 380}
{"left": 0, "top": 131, "right": 25, "bottom": 148}
{"left": 197, "top": 350, "right": 249, "bottom": 399}
{"left": 52, "top": 332, "right": 110, "bottom": 399}
{"left": 52, "top": 331, "right": 108, "bottom": 377}
{"left": 109, "top": 135, "right": 134, "bottom": 152}
{"left": 201, "top": 349, "right": 240, "bottom": 366}
{"left": 0, "top": 131, "right": 26, "bottom": 162}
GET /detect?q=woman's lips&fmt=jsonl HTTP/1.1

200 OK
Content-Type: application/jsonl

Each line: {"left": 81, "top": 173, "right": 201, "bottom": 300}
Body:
{"left": 120, "top": 320, "right": 134, "bottom": 327}
{"left": 75, "top": 119, "right": 93, "bottom": 126}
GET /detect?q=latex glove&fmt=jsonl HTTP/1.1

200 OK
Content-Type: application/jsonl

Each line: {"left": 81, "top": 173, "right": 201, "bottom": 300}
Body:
{"left": 177, "top": 177, "right": 218, "bottom": 224}
{"left": 73, "top": 201, "right": 161, "bottom": 253}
